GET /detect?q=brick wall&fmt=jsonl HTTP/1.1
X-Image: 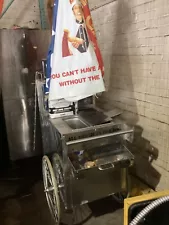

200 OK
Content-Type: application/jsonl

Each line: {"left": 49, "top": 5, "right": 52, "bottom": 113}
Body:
{"left": 90, "top": 0, "right": 169, "bottom": 190}
{"left": 0, "top": 0, "right": 41, "bottom": 28}
{"left": 1, "top": 0, "right": 169, "bottom": 190}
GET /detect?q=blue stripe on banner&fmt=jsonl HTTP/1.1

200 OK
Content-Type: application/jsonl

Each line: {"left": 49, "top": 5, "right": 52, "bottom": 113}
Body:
{"left": 52, "top": 0, "right": 59, "bottom": 32}
{"left": 45, "top": 0, "right": 59, "bottom": 94}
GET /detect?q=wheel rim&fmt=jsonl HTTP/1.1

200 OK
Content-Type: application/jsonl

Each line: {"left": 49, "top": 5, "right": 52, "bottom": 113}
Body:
{"left": 52, "top": 154, "right": 92, "bottom": 225}
{"left": 42, "top": 155, "right": 60, "bottom": 224}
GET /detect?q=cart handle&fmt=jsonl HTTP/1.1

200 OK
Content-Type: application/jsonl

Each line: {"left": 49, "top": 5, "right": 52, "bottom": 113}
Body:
{"left": 98, "top": 163, "right": 115, "bottom": 171}
{"left": 66, "top": 129, "right": 133, "bottom": 146}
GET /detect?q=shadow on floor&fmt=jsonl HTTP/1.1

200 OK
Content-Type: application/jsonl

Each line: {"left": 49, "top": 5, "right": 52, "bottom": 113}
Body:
{"left": 89, "top": 196, "right": 123, "bottom": 217}
{"left": 0, "top": 180, "right": 123, "bottom": 225}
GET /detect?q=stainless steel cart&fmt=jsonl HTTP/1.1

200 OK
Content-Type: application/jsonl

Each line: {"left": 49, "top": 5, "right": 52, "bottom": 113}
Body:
{"left": 36, "top": 65, "right": 134, "bottom": 225}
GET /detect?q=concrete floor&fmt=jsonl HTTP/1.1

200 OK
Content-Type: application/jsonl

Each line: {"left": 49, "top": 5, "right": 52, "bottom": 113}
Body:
{"left": 0, "top": 181, "right": 123, "bottom": 225}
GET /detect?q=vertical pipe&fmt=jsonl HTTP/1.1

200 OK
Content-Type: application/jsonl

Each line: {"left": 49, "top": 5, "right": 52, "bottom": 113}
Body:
{"left": 39, "top": 0, "right": 49, "bottom": 29}
{"left": 121, "top": 168, "right": 128, "bottom": 191}
{"left": 41, "top": 59, "right": 47, "bottom": 78}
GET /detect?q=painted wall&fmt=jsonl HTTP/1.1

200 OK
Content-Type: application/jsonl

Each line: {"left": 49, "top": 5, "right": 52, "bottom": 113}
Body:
{"left": 0, "top": 0, "right": 41, "bottom": 28}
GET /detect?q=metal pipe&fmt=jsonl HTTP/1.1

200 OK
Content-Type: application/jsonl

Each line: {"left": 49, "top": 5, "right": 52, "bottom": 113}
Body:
{"left": 74, "top": 102, "right": 78, "bottom": 115}
{"left": 67, "top": 129, "right": 133, "bottom": 146}
{"left": 121, "top": 168, "right": 127, "bottom": 191}
{"left": 0, "top": 0, "right": 15, "bottom": 19}
{"left": 91, "top": 0, "right": 117, "bottom": 12}
{"left": 39, "top": 0, "right": 48, "bottom": 29}
{"left": 41, "top": 59, "right": 47, "bottom": 78}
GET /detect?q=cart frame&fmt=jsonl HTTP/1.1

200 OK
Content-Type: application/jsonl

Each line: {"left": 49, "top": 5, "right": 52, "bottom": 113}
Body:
{"left": 36, "top": 72, "right": 134, "bottom": 225}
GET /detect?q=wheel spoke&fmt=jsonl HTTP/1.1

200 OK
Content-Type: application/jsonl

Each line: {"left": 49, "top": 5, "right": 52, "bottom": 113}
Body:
{"left": 47, "top": 171, "right": 53, "bottom": 186}
{"left": 52, "top": 154, "right": 65, "bottom": 205}
{"left": 48, "top": 194, "right": 55, "bottom": 211}
{"left": 42, "top": 156, "right": 60, "bottom": 224}
{"left": 43, "top": 162, "right": 48, "bottom": 188}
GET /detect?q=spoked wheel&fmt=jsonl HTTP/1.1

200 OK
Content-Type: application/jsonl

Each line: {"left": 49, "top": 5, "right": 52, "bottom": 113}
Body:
{"left": 52, "top": 153, "right": 92, "bottom": 225}
{"left": 42, "top": 155, "right": 60, "bottom": 224}
{"left": 52, "top": 153, "right": 65, "bottom": 203}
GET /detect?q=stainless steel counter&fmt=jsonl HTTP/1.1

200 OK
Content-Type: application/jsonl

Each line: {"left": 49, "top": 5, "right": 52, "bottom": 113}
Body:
{"left": 50, "top": 107, "right": 114, "bottom": 135}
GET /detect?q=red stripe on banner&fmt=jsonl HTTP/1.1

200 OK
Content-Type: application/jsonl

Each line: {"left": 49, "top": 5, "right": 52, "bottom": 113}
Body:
{"left": 0, "top": 0, "right": 4, "bottom": 15}
{"left": 81, "top": 0, "right": 104, "bottom": 76}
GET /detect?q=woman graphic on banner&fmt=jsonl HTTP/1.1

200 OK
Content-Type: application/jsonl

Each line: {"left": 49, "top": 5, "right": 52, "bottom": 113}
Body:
{"left": 48, "top": 0, "right": 105, "bottom": 102}
{"left": 62, "top": 0, "right": 90, "bottom": 56}
{"left": 62, "top": 0, "right": 104, "bottom": 77}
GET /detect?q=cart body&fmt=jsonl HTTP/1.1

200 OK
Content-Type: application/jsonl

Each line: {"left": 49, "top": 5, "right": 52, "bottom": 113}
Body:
{"left": 36, "top": 69, "right": 134, "bottom": 223}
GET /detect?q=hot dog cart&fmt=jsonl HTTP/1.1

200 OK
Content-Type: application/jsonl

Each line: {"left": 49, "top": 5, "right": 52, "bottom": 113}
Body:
{"left": 36, "top": 63, "right": 135, "bottom": 225}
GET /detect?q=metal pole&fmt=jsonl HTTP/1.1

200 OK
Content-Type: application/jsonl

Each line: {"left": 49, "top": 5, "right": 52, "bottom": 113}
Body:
{"left": 91, "top": 0, "right": 117, "bottom": 12}
{"left": 0, "top": 0, "right": 15, "bottom": 19}
{"left": 39, "top": 0, "right": 49, "bottom": 29}
{"left": 67, "top": 129, "right": 134, "bottom": 146}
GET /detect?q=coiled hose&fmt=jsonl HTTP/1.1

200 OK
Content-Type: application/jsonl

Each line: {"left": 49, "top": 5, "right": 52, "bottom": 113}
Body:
{"left": 130, "top": 195, "right": 169, "bottom": 225}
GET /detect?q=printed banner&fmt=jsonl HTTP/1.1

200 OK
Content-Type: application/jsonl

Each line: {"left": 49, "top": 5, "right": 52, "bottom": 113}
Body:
{"left": 81, "top": 0, "right": 104, "bottom": 76}
{"left": 46, "top": 0, "right": 105, "bottom": 104}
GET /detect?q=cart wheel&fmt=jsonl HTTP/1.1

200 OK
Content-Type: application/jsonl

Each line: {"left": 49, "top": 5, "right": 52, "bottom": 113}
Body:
{"left": 42, "top": 155, "right": 60, "bottom": 224}
{"left": 52, "top": 155, "right": 92, "bottom": 225}
{"left": 52, "top": 153, "right": 64, "bottom": 203}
